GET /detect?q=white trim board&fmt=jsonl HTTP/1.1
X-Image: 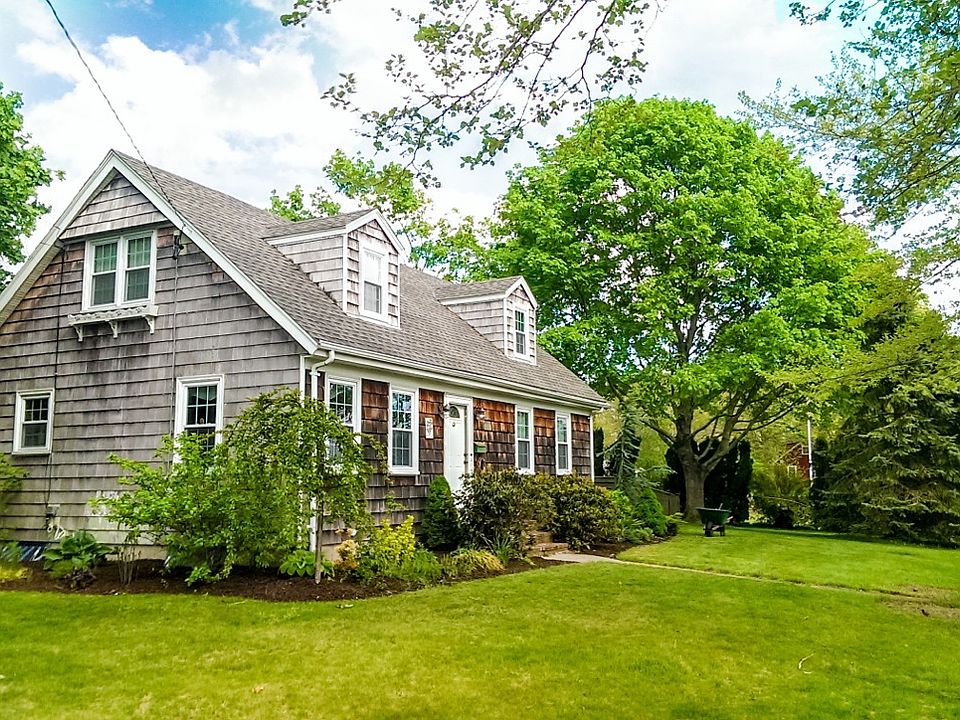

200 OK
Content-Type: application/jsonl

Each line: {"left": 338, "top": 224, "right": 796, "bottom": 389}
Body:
{"left": 318, "top": 347, "right": 607, "bottom": 411}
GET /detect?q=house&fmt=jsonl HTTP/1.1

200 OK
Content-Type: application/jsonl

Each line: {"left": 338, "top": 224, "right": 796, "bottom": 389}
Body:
{"left": 0, "top": 150, "right": 605, "bottom": 547}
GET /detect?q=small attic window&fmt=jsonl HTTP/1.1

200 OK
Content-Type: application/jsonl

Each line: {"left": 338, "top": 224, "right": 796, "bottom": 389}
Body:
{"left": 360, "top": 246, "right": 387, "bottom": 320}
{"left": 515, "top": 309, "right": 527, "bottom": 355}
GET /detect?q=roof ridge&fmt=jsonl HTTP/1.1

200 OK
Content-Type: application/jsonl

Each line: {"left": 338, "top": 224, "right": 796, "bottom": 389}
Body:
{"left": 114, "top": 150, "right": 276, "bottom": 222}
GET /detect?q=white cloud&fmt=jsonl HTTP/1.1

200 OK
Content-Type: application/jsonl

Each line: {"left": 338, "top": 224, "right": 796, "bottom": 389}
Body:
{"left": 7, "top": 0, "right": 851, "bottom": 255}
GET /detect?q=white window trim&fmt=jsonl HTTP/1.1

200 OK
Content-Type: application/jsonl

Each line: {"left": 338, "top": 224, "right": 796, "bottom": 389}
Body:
{"left": 555, "top": 412, "right": 571, "bottom": 475}
{"left": 358, "top": 242, "right": 389, "bottom": 323}
{"left": 505, "top": 300, "right": 537, "bottom": 364}
{"left": 388, "top": 385, "right": 419, "bottom": 475}
{"left": 325, "top": 376, "right": 360, "bottom": 434}
{"left": 13, "top": 388, "right": 55, "bottom": 455}
{"left": 81, "top": 230, "right": 158, "bottom": 311}
{"left": 515, "top": 405, "right": 534, "bottom": 474}
{"left": 515, "top": 308, "right": 528, "bottom": 355}
{"left": 174, "top": 375, "right": 225, "bottom": 443}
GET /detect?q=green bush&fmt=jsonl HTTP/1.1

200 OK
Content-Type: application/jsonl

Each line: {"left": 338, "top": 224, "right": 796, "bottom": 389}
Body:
{"left": 98, "top": 389, "right": 377, "bottom": 584}
{"left": 395, "top": 548, "right": 443, "bottom": 585}
{"left": 279, "top": 549, "right": 334, "bottom": 578}
{"left": 631, "top": 485, "right": 668, "bottom": 537}
{"left": 458, "top": 468, "right": 551, "bottom": 557}
{"left": 350, "top": 516, "right": 419, "bottom": 581}
{"left": 0, "top": 455, "right": 25, "bottom": 540}
{"left": 43, "top": 530, "right": 111, "bottom": 587}
{"left": 543, "top": 474, "right": 621, "bottom": 549}
{"left": 751, "top": 465, "right": 813, "bottom": 529}
{"left": 421, "top": 476, "right": 461, "bottom": 549}
{"left": 439, "top": 548, "right": 504, "bottom": 578}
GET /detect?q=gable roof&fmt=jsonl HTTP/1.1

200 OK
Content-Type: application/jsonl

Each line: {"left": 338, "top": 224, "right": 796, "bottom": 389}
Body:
{"left": 262, "top": 209, "right": 372, "bottom": 238}
{"left": 0, "top": 150, "right": 604, "bottom": 408}
{"left": 435, "top": 275, "right": 538, "bottom": 308}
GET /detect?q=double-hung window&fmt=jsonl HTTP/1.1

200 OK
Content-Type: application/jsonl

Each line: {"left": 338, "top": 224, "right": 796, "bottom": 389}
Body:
{"left": 556, "top": 413, "right": 571, "bottom": 474}
{"left": 326, "top": 378, "right": 359, "bottom": 457}
{"left": 84, "top": 232, "right": 155, "bottom": 309}
{"left": 390, "top": 388, "right": 417, "bottom": 473}
{"left": 516, "top": 407, "right": 533, "bottom": 473}
{"left": 515, "top": 309, "right": 527, "bottom": 355}
{"left": 175, "top": 376, "right": 224, "bottom": 450}
{"left": 327, "top": 380, "right": 358, "bottom": 432}
{"left": 13, "top": 389, "right": 54, "bottom": 454}
{"left": 361, "top": 247, "right": 387, "bottom": 318}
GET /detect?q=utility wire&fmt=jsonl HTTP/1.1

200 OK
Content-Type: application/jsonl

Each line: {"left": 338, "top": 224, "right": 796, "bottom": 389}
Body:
{"left": 43, "top": 0, "right": 175, "bottom": 207}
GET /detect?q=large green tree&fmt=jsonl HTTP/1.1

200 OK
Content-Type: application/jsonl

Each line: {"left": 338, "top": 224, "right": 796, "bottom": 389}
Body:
{"left": 0, "top": 83, "right": 57, "bottom": 289}
{"left": 749, "top": 1, "right": 960, "bottom": 280}
{"left": 488, "top": 97, "right": 882, "bottom": 516}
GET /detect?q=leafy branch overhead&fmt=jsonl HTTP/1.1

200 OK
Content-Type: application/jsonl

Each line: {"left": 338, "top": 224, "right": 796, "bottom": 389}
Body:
{"left": 281, "top": 0, "right": 657, "bottom": 173}
{"left": 747, "top": 0, "right": 960, "bottom": 281}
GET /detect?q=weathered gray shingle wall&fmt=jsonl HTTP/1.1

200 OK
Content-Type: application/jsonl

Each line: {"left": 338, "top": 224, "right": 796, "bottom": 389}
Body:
{"left": 0, "top": 220, "right": 302, "bottom": 543}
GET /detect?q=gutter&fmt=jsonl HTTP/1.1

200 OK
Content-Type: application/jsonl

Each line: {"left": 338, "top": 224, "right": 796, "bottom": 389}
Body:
{"left": 313, "top": 345, "right": 608, "bottom": 410}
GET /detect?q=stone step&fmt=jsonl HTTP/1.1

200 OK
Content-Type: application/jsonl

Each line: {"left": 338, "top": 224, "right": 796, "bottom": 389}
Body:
{"left": 527, "top": 530, "right": 554, "bottom": 545}
{"left": 527, "top": 542, "right": 569, "bottom": 557}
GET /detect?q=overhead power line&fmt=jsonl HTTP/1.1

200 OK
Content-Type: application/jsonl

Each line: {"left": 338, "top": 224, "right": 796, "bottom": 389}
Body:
{"left": 43, "top": 0, "right": 175, "bottom": 207}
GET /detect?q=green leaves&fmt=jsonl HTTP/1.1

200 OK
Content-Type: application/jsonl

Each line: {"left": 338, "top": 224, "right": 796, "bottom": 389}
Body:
{"left": 490, "top": 97, "right": 882, "bottom": 488}
{"left": 282, "top": 0, "right": 654, "bottom": 170}
{"left": 750, "top": 1, "right": 960, "bottom": 283}
{"left": 0, "top": 83, "right": 58, "bottom": 289}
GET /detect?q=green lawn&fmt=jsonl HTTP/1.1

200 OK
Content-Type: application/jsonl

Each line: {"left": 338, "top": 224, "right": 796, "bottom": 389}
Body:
{"left": 2, "top": 548, "right": 959, "bottom": 719}
{"left": 620, "top": 523, "right": 960, "bottom": 602}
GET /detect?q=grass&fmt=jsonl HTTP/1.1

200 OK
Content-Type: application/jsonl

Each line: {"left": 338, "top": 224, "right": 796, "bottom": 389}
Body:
{"left": 620, "top": 523, "right": 960, "bottom": 601}
{"left": 1, "top": 550, "right": 959, "bottom": 719}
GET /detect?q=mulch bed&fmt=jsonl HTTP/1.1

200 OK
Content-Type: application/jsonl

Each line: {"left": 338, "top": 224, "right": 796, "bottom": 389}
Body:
{"left": 0, "top": 556, "right": 562, "bottom": 603}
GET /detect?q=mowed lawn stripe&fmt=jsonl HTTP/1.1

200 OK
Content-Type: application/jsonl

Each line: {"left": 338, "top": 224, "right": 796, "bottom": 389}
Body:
{"left": 1, "top": 561, "right": 958, "bottom": 719}
{"left": 620, "top": 524, "right": 960, "bottom": 601}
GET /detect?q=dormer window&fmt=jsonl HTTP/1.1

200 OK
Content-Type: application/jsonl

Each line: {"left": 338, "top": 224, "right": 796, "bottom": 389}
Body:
{"left": 360, "top": 246, "right": 387, "bottom": 320}
{"left": 83, "top": 231, "right": 155, "bottom": 310}
{"left": 515, "top": 309, "right": 527, "bottom": 355}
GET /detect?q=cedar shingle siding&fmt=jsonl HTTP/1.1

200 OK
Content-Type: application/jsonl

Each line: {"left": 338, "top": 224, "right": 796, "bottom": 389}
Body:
{"left": 534, "top": 408, "right": 556, "bottom": 475}
{"left": 419, "top": 389, "right": 444, "bottom": 480}
{"left": 572, "top": 414, "right": 592, "bottom": 476}
{"left": 473, "top": 398, "right": 516, "bottom": 470}
{"left": 0, "top": 224, "right": 302, "bottom": 542}
{"left": 1, "top": 154, "right": 603, "bottom": 547}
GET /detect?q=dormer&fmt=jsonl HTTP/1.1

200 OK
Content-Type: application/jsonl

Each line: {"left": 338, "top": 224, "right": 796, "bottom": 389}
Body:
{"left": 437, "top": 276, "right": 538, "bottom": 364}
{"left": 264, "top": 209, "right": 407, "bottom": 328}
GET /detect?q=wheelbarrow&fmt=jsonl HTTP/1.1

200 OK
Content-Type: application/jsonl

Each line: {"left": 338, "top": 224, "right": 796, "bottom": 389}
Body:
{"left": 697, "top": 507, "right": 731, "bottom": 537}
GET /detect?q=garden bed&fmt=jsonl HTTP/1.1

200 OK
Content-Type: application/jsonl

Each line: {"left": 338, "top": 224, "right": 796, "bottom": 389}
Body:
{"left": 0, "top": 556, "right": 561, "bottom": 602}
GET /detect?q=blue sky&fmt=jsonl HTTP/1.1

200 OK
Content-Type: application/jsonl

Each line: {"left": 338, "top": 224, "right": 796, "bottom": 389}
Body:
{"left": 1, "top": 0, "right": 850, "bottom": 247}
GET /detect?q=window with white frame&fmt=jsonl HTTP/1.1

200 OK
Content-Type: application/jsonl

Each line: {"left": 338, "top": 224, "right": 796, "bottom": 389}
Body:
{"left": 516, "top": 407, "right": 533, "bottom": 473}
{"left": 84, "top": 232, "right": 155, "bottom": 309}
{"left": 360, "top": 247, "right": 387, "bottom": 318}
{"left": 515, "top": 309, "right": 527, "bottom": 355}
{"left": 14, "top": 389, "right": 54, "bottom": 454}
{"left": 556, "top": 413, "right": 570, "bottom": 474}
{"left": 175, "top": 376, "right": 224, "bottom": 450}
{"left": 390, "top": 388, "right": 417, "bottom": 472}
{"left": 326, "top": 379, "right": 358, "bottom": 432}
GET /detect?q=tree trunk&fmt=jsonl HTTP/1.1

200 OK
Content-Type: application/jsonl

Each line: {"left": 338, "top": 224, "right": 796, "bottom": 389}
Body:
{"left": 313, "top": 500, "right": 325, "bottom": 584}
{"left": 675, "top": 440, "right": 707, "bottom": 521}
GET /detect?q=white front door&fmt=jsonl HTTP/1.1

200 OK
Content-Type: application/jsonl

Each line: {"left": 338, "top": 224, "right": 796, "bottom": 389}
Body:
{"left": 443, "top": 404, "right": 469, "bottom": 495}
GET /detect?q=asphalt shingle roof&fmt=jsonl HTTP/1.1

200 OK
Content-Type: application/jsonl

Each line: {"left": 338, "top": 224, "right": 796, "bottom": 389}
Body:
{"left": 118, "top": 152, "right": 604, "bottom": 406}
{"left": 434, "top": 276, "right": 523, "bottom": 301}
{"left": 261, "top": 209, "right": 373, "bottom": 239}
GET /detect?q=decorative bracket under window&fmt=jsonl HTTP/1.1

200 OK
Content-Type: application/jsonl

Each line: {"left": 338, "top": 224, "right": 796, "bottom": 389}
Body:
{"left": 67, "top": 303, "right": 159, "bottom": 341}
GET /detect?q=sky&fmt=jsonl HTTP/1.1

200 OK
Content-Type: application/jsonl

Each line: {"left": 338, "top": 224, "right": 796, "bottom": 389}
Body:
{"left": 1, "top": 0, "right": 851, "bottom": 253}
